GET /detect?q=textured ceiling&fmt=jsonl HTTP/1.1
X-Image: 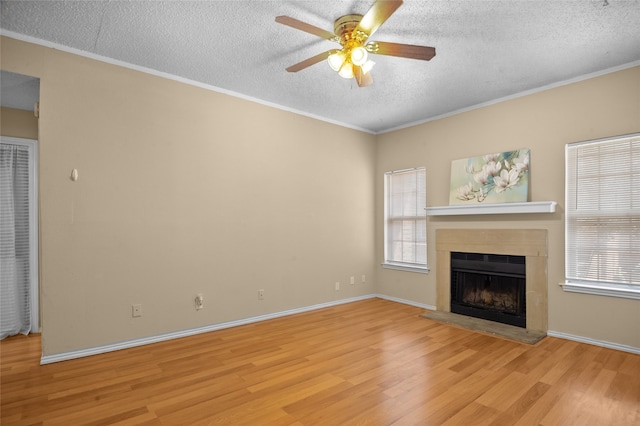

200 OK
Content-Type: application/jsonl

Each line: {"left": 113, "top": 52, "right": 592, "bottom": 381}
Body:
{"left": 1, "top": 0, "right": 640, "bottom": 133}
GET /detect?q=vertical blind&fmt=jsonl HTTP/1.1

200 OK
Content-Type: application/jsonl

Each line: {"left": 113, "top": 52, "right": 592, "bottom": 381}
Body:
{"left": 0, "top": 142, "right": 34, "bottom": 339}
{"left": 385, "top": 168, "right": 427, "bottom": 267}
{"left": 565, "top": 133, "right": 640, "bottom": 288}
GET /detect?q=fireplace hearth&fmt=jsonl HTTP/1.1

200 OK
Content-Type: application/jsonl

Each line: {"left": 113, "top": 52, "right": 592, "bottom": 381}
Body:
{"left": 450, "top": 252, "right": 526, "bottom": 328}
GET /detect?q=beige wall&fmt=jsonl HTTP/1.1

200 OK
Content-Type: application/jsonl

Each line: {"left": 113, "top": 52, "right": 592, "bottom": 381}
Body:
{"left": 1, "top": 107, "right": 38, "bottom": 139}
{"left": 1, "top": 37, "right": 377, "bottom": 356}
{"left": 2, "top": 34, "right": 638, "bottom": 355}
{"left": 376, "top": 66, "right": 640, "bottom": 348}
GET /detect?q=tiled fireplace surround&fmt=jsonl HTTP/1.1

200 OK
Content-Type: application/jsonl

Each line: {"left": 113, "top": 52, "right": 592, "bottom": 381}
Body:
{"left": 436, "top": 229, "right": 548, "bottom": 333}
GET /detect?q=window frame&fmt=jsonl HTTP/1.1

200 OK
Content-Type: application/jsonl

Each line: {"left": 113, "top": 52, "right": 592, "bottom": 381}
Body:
{"left": 562, "top": 133, "right": 640, "bottom": 300}
{"left": 382, "top": 167, "right": 429, "bottom": 274}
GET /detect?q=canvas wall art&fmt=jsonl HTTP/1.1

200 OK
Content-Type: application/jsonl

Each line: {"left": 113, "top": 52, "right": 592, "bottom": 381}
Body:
{"left": 449, "top": 148, "right": 530, "bottom": 205}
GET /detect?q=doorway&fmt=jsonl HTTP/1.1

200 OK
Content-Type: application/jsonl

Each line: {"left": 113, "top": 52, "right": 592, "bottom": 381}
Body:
{"left": 1, "top": 70, "right": 40, "bottom": 339}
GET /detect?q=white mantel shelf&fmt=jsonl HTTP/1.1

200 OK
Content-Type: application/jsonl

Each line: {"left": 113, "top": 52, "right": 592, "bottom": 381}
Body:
{"left": 426, "top": 201, "right": 557, "bottom": 216}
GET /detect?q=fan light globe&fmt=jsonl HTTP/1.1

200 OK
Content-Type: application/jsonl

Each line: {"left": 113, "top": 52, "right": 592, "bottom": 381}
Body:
{"left": 350, "top": 46, "right": 368, "bottom": 66}
{"left": 328, "top": 51, "right": 346, "bottom": 71}
{"left": 361, "top": 60, "right": 375, "bottom": 75}
{"left": 338, "top": 62, "right": 354, "bottom": 79}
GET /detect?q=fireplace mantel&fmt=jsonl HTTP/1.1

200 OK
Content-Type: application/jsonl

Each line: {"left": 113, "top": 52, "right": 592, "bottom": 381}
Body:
{"left": 426, "top": 201, "right": 557, "bottom": 216}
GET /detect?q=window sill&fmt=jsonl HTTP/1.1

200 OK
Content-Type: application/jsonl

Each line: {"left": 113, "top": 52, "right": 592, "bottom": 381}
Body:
{"left": 382, "top": 263, "right": 430, "bottom": 274}
{"left": 560, "top": 282, "right": 640, "bottom": 300}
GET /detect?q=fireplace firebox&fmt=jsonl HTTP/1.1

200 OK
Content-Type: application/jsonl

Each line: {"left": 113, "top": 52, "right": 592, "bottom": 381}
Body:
{"left": 450, "top": 252, "right": 526, "bottom": 328}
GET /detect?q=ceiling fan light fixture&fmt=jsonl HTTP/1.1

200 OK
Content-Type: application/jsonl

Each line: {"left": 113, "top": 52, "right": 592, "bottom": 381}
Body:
{"left": 327, "top": 50, "right": 346, "bottom": 71}
{"left": 338, "top": 62, "right": 354, "bottom": 79}
{"left": 350, "top": 46, "right": 368, "bottom": 66}
{"left": 276, "top": 0, "right": 436, "bottom": 88}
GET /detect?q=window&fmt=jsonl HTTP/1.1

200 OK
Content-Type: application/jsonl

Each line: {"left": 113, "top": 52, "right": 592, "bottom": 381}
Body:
{"left": 383, "top": 167, "right": 428, "bottom": 273}
{"left": 1, "top": 137, "right": 39, "bottom": 338}
{"left": 564, "top": 133, "right": 640, "bottom": 299}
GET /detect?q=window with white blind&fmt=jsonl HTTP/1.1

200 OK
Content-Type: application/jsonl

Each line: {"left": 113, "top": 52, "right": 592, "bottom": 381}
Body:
{"left": 1, "top": 137, "right": 39, "bottom": 338}
{"left": 564, "top": 133, "right": 640, "bottom": 299}
{"left": 383, "top": 167, "right": 428, "bottom": 273}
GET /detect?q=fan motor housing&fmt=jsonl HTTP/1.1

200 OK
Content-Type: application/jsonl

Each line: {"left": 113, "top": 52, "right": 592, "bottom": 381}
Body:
{"left": 334, "top": 14, "right": 366, "bottom": 45}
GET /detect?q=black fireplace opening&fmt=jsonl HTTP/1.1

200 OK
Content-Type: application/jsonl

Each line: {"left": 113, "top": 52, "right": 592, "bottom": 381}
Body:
{"left": 450, "top": 252, "right": 526, "bottom": 328}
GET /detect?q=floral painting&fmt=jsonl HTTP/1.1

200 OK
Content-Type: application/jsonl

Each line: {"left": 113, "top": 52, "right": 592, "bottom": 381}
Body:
{"left": 449, "top": 149, "right": 530, "bottom": 205}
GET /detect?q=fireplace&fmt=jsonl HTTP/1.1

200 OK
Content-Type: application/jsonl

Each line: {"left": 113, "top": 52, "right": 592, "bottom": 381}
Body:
{"left": 435, "top": 229, "right": 548, "bottom": 334}
{"left": 450, "top": 252, "right": 526, "bottom": 328}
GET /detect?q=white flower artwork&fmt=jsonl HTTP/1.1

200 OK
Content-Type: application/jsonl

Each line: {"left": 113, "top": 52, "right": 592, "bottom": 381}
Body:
{"left": 449, "top": 149, "right": 530, "bottom": 205}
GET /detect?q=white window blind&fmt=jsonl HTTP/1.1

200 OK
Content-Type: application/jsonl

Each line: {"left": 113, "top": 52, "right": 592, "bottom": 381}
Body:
{"left": 1, "top": 140, "right": 38, "bottom": 339}
{"left": 565, "top": 133, "right": 640, "bottom": 299}
{"left": 384, "top": 167, "right": 427, "bottom": 272}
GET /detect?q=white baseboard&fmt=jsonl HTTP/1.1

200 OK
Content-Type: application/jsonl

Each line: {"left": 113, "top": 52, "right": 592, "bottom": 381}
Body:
{"left": 41, "top": 295, "right": 637, "bottom": 364}
{"left": 547, "top": 330, "right": 640, "bottom": 354}
{"left": 41, "top": 294, "right": 377, "bottom": 364}
{"left": 375, "top": 294, "right": 436, "bottom": 311}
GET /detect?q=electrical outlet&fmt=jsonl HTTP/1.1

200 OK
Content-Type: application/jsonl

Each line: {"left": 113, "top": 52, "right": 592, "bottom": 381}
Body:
{"left": 258, "top": 289, "right": 264, "bottom": 300}
{"left": 361, "top": 274, "right": 366, "bottom": 283}
{"left": 335, "top": 282, "right": 340, "bottom": 291}
{"left": 195, "top": 294, "right": 204, "bottom": 310}
{"left": 350, "top": 276, "right": 355, "bottom": 285}
{"left": 132, "top": 304, "right": 142, "bottom": 318}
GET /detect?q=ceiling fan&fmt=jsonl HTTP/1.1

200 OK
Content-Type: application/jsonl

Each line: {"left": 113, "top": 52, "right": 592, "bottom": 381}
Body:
{"left": 275, "top": 0, "right": 436, "bottom": 87}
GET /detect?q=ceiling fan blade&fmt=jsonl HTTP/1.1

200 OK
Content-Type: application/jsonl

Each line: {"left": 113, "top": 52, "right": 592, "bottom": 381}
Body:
{"left": 369, "top": 41, "right": 436, "bottom": 61}
{"left": 354, "top": 66, "right": 373, "bottom": 87}
{"left": 356, "top": 0, "right": 403, "bottom": 39}
{"left": 275, "top": 16, "right": 337, "bottom": 41}
{"left": 285, "top": 51, "right": 332, "bottom": 73}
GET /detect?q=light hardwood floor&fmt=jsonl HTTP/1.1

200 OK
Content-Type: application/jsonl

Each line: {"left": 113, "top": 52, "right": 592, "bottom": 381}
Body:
{"left": 1, "top": 298, "right": 639, "bottom": 425}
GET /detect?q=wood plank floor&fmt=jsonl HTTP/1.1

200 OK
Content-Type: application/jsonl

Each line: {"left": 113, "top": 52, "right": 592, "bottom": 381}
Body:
{"left": 2, "top": 298, "right": 639, "bottom": 425}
